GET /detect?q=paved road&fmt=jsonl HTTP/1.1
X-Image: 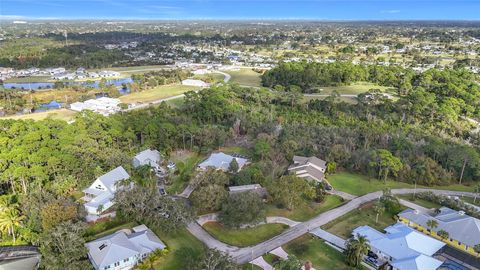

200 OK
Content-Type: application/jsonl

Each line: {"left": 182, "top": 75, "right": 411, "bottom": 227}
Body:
{"left": 188, "top": 188, "right": 476, "bottom": 264}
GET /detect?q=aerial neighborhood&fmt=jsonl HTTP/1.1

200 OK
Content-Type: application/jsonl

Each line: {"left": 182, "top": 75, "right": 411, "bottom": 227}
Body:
{"left": 1, "top": 16, "right": 480, "bottom": 270}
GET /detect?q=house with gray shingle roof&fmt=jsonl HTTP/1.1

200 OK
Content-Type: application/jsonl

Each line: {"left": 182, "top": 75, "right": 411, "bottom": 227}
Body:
{"left": 198, "top": 152, "right": 248, "bottom": 172}
{"left": 288, "top": 155, "right": 326, "bottom": 182}
{"left": 86, "top": 224, "right": 166, "bottom": 270}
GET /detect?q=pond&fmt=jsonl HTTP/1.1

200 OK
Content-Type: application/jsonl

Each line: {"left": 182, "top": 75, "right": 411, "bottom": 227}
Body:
{"left": 2, "top": 77, "right": 134, "bottom": 90}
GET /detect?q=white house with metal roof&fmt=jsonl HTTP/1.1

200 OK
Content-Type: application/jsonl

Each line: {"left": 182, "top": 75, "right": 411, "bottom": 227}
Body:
{"left": 83, "top": 166, "right": 131, "bottom": 216}
{"left": 198, "top": 152, "right": 248, "bottom": 172}
{"left": 132, "top": 149, "right": 162, "bottom": 169}
{"left": 353, "top": 223, "right": 445, "bottom": 270}
{"left": 86, "top": 224, "right": 166, "bottom": 270}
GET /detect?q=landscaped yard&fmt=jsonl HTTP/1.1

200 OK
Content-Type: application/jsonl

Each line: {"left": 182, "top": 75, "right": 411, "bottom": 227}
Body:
{"left": 166, "top": 150, "right": 204, "bottom": 195}
{"left": 119, "top": 84, "right": 197, "bottom": 103}
{"left": 328, "top": 172, "right": 472, "bottom": 196}
{"left": 225, "top": 68, "right": 262, "bottom": 87}
{"left": 321, "top": 201, "right": 404, "bottom": 239}
{"left": 202, "top": 222, "right": 288, "bottom": 247}
{"left": 1, "top": 108, "right": 77, "bottom": 122}
{"left": 85, "top": 221, "right": 137, "bottom": 241}
{"left": 284, "top": 234, "right": 365, "bottom": 270}
{"left": 265, "top": 195, "right": 345, "bottom": 222}
{"left": 153, "top": 228, "right": 205, "bottom": 270}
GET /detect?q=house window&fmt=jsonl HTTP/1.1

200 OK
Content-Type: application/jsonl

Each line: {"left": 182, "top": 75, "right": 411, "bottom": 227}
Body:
{"left": 114, "top": 262, "right": 120, "bottom": 267}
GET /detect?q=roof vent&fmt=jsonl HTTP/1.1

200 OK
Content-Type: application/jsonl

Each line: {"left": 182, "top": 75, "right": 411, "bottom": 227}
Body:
{"left": 459, "top": 211, "right": 465, "bottom": 216}
{"left": 99, "top": 243, "right": 107, "bottom": 250}
{"left": 414, "top": 209, "right": 419, "bottom": 214}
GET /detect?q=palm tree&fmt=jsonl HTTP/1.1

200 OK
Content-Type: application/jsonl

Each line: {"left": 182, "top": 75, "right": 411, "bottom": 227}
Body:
{"left": 345, "top": 235, "right": 370, "bottom": 267}
{"left": 426, "top": 219, "right": 438, "bottom": 233}
{"left": 0, "top": 208, "right": 25, "bottom": 243}
{"left": 437, "top": 230, "right": 449, "bottom": 240}
{"left": 373, "top": 201, "right": 385, "bottom": 224}
{"left": 474, "top": 244, "right": 480, "bottom": 255}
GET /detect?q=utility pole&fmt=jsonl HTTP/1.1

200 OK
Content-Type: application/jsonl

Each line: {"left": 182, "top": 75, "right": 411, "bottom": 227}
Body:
{"left": 64, "top": 30, "right": 68, "bottom": 46}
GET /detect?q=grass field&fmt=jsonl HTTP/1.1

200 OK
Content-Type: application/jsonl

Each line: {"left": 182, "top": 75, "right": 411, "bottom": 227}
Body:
{"left": 462, "top": 196, "right": 480, "bottom": 206}
{"left": 398, "top": 194, "right": 442, "bottom": 209}
{"left": 194, "top": 73, "right": 226, "bottom": 84}
{"left": 327, "top": 172, "right": 472, "bottom": 196}
{"left": 321, "top": 201, "right": 404, "bottom": 239}
{"left": 202, "top": 222, "right": 288, "bottom": 247}
{"left": 119, "top": 84, "right": 197, "bottom": 103}
{"left": 154, "top": 228, "right": 205, "bottom": 270}
{"left": 284, "top": 235, "right": 365, "bottom": 270}
{"left": 85, "top": 221, "right": 137, "bottom": 241}
{"left": 4, "top": 76, "right": 52, "bottom": 83}
{"left": 225, "top": 68, "right": 262, "bottom": 87}
{"left": 0, "top": 109, "right": 77, "bottom": 122}
{"left": 303, "top": 95, "right": 359, "bottom": 104}
{"left": 265, "top": 195, "right": 345, "bottom": 222}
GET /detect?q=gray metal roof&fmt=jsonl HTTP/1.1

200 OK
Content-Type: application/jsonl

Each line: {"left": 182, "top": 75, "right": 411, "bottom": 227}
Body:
{"left": 97, "top": 166, "right": 130, "bottom": 192}
{"left": 399, "top": 207, "right": 480, "bottom": 247}
{"left": 198, "top": 152, "right": 248, "bottom": 171}
{"left": 133, "top": 149, "right": 161, "bottom": 168}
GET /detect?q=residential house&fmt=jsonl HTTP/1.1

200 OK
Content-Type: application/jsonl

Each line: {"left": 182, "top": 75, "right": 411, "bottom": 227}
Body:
{"left": 82, "top": 166, "right": 131, "bottom": 216}
{"left": 353, "top": 223, "right": 445, "bottom": 270}
{"left": 181, "top": 79, "right": 210, "bottom": 87}
{"left": 198, "top": 152, "right": 248, "bottom": 172}
{"left": 86, "top": 224, "right": 166, "bottom": 270}
{"left": 288, "top": 155, "right": 326, "bottom": 182}
{"left": 398, "top": 207, "right": 480, "bottom": 256}
{"left": 70, "top": 97, "right": 122, "bottom": 116}
{"left": 132, "top": 149, "right": 161, "bottom": 169}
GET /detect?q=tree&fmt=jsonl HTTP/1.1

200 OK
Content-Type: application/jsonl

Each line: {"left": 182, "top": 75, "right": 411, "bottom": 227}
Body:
{"left": 115, "top": 186, "right": 193, "bottom": 233}
{"left": 228, "top": 158, "right": 239, "bottom": 173}
{"left": 40, "top": 199, "right": 80, "bottom": 231}
{"left": 219, "top": 192, "right": 266, "bottom": 228}
{"left": 190, "top": 169, "right": 229, "bottom": 212}
{"left": 426, "top": 219, "right": 439, "bottom": 232}
{"left": 39, "top": 221, "right": 91, "bottom": 270}
{"left": 379, "top": 188, "right": 402, "bottom": 213}
{"left": 196, "top": 249, "right": 239, "bottom": 270}
{"left": 0, "top": 207, "right": 25, "bottom": 243}
{"left": 345, "top": 235, "right": 370, "bottom": 267}
{"left": 474, "top": 244, "right": 480, "bottom": 254}
{"left": 437, "top": 229, "right": 449, "bottom": 240}
{"left": 254, "top": 139, "right": 271, "bottom": 161}
{"left": 369, "top": 149, "right": 403, "bottom": 182}
{"left": 275, "top": 255, "right": 303, "bottom": 270}
{"left": 270, "top": 175, "right": 314, "bottom": 210}
{"left": 373, "top": 201, "right": 385, "bottom": 224}
{"left": 474, "top": 184, "right": 480, "bottom": 203}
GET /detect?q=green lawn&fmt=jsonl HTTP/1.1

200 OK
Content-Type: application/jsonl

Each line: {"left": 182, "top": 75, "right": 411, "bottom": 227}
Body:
{"left": 218, "top": 145, "right": 252, "bottom": 157}
{"left": 462, "top": 196, "right": 480, "bottom": 206}
{"left": 5, "top": 76, "right": 52, "bottom": 83}
{"left": 1, "top": 109, "right": 77, "bottom": 122}
{"left": 119, "top": 84, "right": 197, "bottom": 103}
{"left": 225, "top": 68, "right": 262, "bottom": 87}
{"left": 327, "top": 172, "right": 472, "bottom": 196}
{"left": 85, "top": 221, "right": 137, "bottom": 241}
{"left": 166, "top": 150, "right": 204, "bottom": 195}
{"left": 194, "top": 73, "right": 226, "bottom": 84}
{"left": 265, "top": 195, "right": 345, "bottom": 222}
{"left": 202, "top": 222, "right": 288, "bottom": 247}
{"left": 154, "top": 228, "right": 205, "bottom": 270}
{"left": 398, "top": 194, "right": 442, "bottom": 209}
{"left": 303, "top": 95, "right": 358, "bottom": 104}
{"left": 284, "top": 234, "right": 365, "bottom": 270}
{"left": 321, "top": 201, "right": 404, "bottom": 239}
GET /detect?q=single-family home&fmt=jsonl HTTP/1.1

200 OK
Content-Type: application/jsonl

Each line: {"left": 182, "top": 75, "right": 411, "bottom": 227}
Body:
{"left": 86, "top": 224, "right": 166, "bottom": 270}
{"left": 82, "top": 166, "right": 131, "bottom": 216}
{"left": 198, "top": 152, "right": 248, "bottom": 172}
{"left": 70, "top": 97, "right": 121, "bottom": 116}
{"left": 181, "top": 79, "right": 210, "bottom": 88}
{"left": 353, "top": 223, "right": 445, "bottom": 270}
{"left": 132, "top": 149, "right": 161, "bottom": 169}
{"left": 398, "top": 207, "right": 480, "bottom": 256}
{"left": 288, "top": 155, "right": 326, "bottom": 182}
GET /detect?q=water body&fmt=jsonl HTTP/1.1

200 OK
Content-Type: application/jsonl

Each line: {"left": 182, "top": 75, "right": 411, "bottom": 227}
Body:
{"left": 2, "top": 77, "right": 134, "bottom": 90}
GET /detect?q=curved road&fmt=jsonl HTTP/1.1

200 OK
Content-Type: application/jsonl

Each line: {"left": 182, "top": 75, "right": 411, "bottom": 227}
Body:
{"left": 188, "top": 188, "right": 476, "bottom": 264}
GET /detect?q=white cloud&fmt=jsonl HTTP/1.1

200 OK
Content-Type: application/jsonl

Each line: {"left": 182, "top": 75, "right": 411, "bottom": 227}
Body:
{"left": 381, "top": 9, "right": 401, "bottom": 14}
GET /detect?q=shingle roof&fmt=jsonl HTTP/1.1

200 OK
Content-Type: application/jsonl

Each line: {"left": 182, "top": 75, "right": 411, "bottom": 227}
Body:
{"left": 288, "top": 156, "right": 326, "bottom": 181}
{"left": 292, "top": 155, "right": 326, "bottom": 169}
{"left": 399, "top": 207, "right": 480, "bottom": 247}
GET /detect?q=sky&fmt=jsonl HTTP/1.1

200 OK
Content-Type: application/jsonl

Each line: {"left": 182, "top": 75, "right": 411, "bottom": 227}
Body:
{"left": 1, "top": 0, "right": 480, "bottom": 21}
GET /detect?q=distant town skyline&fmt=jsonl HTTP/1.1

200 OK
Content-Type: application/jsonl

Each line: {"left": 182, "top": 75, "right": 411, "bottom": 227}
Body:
{"left": 1, "top": 0, "right": 480, "bottom": 21}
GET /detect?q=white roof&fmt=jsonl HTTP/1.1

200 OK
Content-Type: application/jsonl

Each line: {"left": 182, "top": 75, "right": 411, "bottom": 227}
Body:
{"left": 86, "top": 225, "right": 165, "bottom": 268}
{"left": 97, "top": 166, "right": 130, "bottom": 193}
{"left": 133, "top": 149, "right": 161, "bottom": 167}
{"left": 353, "top": 223, "right": 445, "bottom": 270}
{"left": 181, "top": 79, "right": 209, "bottom": 87}
{"left": 198, "top": 152, "right": 248, "bottom": 171}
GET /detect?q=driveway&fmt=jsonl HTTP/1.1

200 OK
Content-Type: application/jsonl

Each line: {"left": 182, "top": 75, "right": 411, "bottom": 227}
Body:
{"left": 187, "top": 188, "right": 476, "bottom": 264}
